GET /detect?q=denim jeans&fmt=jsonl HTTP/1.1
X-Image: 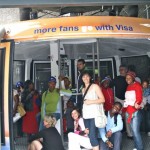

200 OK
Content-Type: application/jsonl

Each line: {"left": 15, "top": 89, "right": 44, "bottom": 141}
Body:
{"left": 100, "top": 131, "right": 122, "bottom": 150}
{"left": 84, "top": 118, "right": 99, "bottom": 147}
{"left": 145, "top": 109, "right": 150, "bottom": 133}
{"left": 127, "top": 110, "right": 144, "bottom": 150}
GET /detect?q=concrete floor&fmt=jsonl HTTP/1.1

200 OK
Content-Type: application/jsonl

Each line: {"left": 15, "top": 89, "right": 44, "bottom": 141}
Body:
{"left": 14, "top": 132, "right": 150, "bottom": 150}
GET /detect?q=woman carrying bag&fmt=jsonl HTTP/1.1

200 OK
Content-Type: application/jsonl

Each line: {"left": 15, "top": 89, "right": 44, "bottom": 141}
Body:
{"left": 82, "top": 71, "right": 105, "bottom": 150}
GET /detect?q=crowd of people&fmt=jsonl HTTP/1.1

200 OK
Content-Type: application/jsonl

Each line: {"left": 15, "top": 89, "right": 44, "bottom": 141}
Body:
{"left": 13, "top": 58, "right": 150, "bottom": 150}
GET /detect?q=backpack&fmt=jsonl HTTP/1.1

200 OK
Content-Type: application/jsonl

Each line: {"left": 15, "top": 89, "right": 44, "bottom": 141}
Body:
{"left": 105, "top": 111, "right": 118, "bottom": 126}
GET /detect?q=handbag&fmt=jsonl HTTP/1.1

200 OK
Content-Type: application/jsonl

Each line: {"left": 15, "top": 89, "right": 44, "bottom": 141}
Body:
{"left": 17, "top": 102, "right": 26, "bottom": 117}
{"left": 95, "top": 103, "right": 107, "bottom": 128}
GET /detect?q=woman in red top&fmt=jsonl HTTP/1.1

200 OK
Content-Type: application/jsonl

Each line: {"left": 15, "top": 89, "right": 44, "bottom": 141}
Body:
{"left": 21, "top": 80, "right": 40, "bottom": 138}
{"left": 124, "top": 71, "right": 143, "bottom": 150}
{"left": 101, "top": 77, "right": 114, "bottom": 111}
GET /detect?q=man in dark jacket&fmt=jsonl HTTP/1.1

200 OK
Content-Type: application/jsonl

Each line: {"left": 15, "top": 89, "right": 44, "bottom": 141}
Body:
{"left": 76, "top": 59, "right": 89, "bottom": 109}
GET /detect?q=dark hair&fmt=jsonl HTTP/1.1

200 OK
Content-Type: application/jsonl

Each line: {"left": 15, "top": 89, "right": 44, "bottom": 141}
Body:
{"left": 142, "top": 79, "right": 149, "bottom": 84}
{"left": 114, "top": 101, "right": 122, "bottom": 109}
{"left": 71, "top": 107, "right": 81, "bottom": 119}
{"left": 77, "top": 59, "right": 85, "bottom": 64}
{"left": 119, "top": 64, "right": 127, "bottom": 69}
{"left": 24, "top": 80, "right": 33, "bottom": 90}
{"left": 82, "top": 71, "right": 93, "bottom": 87}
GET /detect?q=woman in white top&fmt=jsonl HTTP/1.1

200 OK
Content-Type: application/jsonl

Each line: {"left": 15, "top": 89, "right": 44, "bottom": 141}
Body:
{"left": 68, "top": 108, "right": 92, "bottom": 150}
{"left": 82, "top": 71, "right": 105, "bottom": 150}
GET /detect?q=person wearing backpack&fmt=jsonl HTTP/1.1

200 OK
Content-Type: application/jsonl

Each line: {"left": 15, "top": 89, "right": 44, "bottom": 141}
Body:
{"left": 99, "top": 102, "right": 123, "bottom": 150}
{"left": 39, "top": 76, "right": 60, "bottom": 131}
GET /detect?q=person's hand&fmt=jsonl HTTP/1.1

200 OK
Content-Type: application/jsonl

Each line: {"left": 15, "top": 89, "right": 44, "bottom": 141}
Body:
{"left": 31, "top": 91, "right": 35, "bottom": 95}
{"left": 58, "top": 75, "right": 64, "bottom": 81}
{"left": 106, "top": 130, "right": 112, "bottom": 138}
{"left": 84, "top": 100, "right": 91, "bottom": 105}
{"left": 84, "top": 128, "right": 89, "bottom": 134}
{"left": 134, "top": 102, "right": 141, "bottom": 109}
{"left": 106, "top": 140, "right": 113, "bottom": 148}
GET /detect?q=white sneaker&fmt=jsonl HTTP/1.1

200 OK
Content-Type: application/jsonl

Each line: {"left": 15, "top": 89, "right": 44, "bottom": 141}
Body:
{"left": 133, "top": 149, "right": 137, "bottom": 150}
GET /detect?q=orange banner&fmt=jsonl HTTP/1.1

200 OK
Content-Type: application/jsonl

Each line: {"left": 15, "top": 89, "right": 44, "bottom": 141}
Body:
{"left": 3, "top": 16, "right": 150, "bottom": 41}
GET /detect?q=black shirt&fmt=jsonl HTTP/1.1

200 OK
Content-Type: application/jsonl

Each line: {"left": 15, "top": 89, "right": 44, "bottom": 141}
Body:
{"left": 110, "top": 76, "right": 128, "bottom": 100}
{"left": 29, "top": 127, "right": 65, "bottom": 150}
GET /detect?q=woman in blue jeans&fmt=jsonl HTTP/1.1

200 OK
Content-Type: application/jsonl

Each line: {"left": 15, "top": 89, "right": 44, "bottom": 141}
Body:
{"left": 82, "top": 71, "right": 105, "bottom": 150}
{"left": 124, "top": 71, "right": 144, "bottom": 150}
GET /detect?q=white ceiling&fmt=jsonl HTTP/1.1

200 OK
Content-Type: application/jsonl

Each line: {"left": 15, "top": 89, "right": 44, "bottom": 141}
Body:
{"left": 14, "top": 38, "right": 150, "bottom": 60}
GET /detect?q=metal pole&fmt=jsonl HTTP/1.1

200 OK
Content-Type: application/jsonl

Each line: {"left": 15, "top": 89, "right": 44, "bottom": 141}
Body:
{"left": 92, "top": 43, "right": 95, "bottom": 81}
{"left": 96, "top": 39, "right": 100, "bottom": 77}
{"left": 58, "top": 40, "right": 64, "bottom": 143}
{"left": 146, "top": 5, "right": 149, "bottom": 19}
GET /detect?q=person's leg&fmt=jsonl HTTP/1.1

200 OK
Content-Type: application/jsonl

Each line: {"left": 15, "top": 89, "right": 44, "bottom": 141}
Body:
{"left": 111, "top": 131, "right": 122, "bottom": 150}
{"left": 88, "top": 119, "right": 99, "bottom": 149}
{"left": 53, "top": 113, "right": 60, "bottom": 120}
{"left": 17, "top": 118, "right": 23, "bottom": 137}
{"left": 125, "top": 114, "right": 133, "bottom": 137}
{"left": 68, "top": 132, "right": 82, "bottom": 150}
{"left": 28, "top": 140, "right": 42, "bottom": 150}
{"left": 36, "top": 112, "right": 41, "bottom": 128}
{"left": 100, "top": 139, "right": 109, "bottom": 150}
{"left": 68, "top": 132, "right": 92, "bottom": 149}
{"left": 145, "top": 109, "right": 150, "bottom": 135}
{"left": 130, "top": 111, "right": 144, "bottom": 150}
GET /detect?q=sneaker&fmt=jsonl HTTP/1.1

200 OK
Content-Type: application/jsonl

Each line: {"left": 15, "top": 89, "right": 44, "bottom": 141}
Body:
{"left": 147, "top": 132, "right": 150, "bottom": 136}
{"left": 133, "top": 149, "right": 137, "bottom": 150}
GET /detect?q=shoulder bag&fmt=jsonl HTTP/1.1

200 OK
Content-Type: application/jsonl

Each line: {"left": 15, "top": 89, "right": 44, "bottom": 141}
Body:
{"left": 95, "top": 103, "right": 107, "bottom": 128}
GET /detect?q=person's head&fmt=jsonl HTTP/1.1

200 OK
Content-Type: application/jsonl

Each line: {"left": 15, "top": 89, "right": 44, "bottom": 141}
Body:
{"left": 126, "top": 71, "right": 136, "bottom": 85}
{"left": 142, "top": 80, "right": 149, "bottom": 89}
{"left": 16, "top": 81, "right": 24, "bottom": 92}
{"left": 43, "top": 114, "right": 57, "bottom": 128}
{"left": 101, "top": 77, "right": 111, "bottom": 88}
{"left": 82, "top": 71, "right": 93, "bottom": 86}
{"left": 67, "top": 100, "right": 74, "bottom": 108}
{"left": 119, "top": 65, "right": 128, "bottom": 77}
{"left": 77, "top": 59, "right": 85, "bottom": 71}
{"left": 24, "top": 80, "right": 34, "bottom": 91}
{"left": 48, "top": 76, "right": 57, "bottom": 91}
{"left": 64, "top": 77, "right": 71, "bottom": 89}
{"left": 111, "top": 102, "right": 122, "bottom": 114}
{"left": 71, "top": 107, "right": 81, "bottom": 121}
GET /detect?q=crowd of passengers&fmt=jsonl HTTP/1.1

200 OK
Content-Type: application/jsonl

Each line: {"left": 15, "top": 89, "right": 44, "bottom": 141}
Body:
{"left": 13, "top": 59, "right": 150, "bottom": 150}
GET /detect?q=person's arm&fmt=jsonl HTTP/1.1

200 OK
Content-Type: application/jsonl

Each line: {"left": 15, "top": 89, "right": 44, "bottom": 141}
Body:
{"left": 28, "top": 130, "right": 44, "bottom": 143}
{"left": 84, "top": 84, "right": 105, "bottom": 105}
{"left": 134, "top": 84, "right": 143, "bottom": 109}
{"left": 98, "top": 128, "right": 108, "bottom": 142}
{"left": 78, "top": 118, "right": 85, "bottom": 131}
{"left": 60, "top": 89, "right": 72, "bottom": 97}
{"left": 109, "top": 114, "right": 123, "bottom": 133}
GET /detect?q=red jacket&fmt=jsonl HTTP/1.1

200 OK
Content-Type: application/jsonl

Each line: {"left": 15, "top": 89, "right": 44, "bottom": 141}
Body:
{"left": 125, "top": 82, "right": 142, "bottom": 123}
{"left": 101, "top": 87, "right": 114, "bottom": 111}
